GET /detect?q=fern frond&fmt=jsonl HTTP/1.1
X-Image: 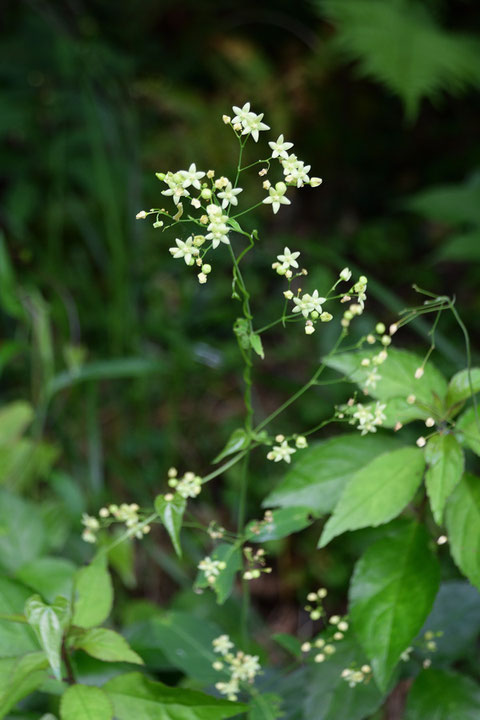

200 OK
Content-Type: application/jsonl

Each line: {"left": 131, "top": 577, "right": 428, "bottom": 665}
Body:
{"left": 315, "top": 0, "right": 480, "bottom": 119}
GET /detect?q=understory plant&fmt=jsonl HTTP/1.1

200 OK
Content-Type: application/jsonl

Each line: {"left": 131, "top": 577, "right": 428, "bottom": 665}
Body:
{"left": 2, "top": 102, "right": 480, "bottom": 720}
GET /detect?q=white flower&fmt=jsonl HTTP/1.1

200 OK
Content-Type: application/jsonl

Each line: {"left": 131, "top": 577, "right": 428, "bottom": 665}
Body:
{"left": 340, "top": 267, "right": 352, "bottom": 282}
{"left": 267, "top": 440, "right": 296, "bottom": 463}
{"left": 215, "top": 678, "right": 240, "bottom": 702}
{"left": 269, "top": 134, "right": 294, "bottom": 159}
{"left": 198, "top": 557, "right": 226, "bottom": 583}
{"left": 263, "top": 181, "right": 291, "bottom": 214}
{"left": 136, "top": 210, "right": 147, "bottom": 219}
{"left": 82, "top": 513, "right": 99, "bottom": 531}
{"left": 213, "top": 634, "right": 234, "bottom": 655}
{"left": 205, "top": 205, "right": 230, "bottom": 248}
{"left": 241, "top": 112, "right": 270, "bottom": 142}
{"left": 161, "top": 172, "right": 190, "bottom": 205}
{"left": 169, "top": 237, "right": 199, "bottom": 265}
{"left": 364, "top": 368, "right": 381, "bottom": 391}
{"left": 292, "top": 290, "right": 326, "bottom": 318}
{"left": 281, "top": 153, "right": 311, "bottom": 187}
{"left": 176, "top": 472, "right": 202, "bottom": 498}
{"left": 230, "top": 653, "right": 261, "bottom": 682}
{"left": 179, "top": 163, "right": 205, "bottom": 190}
{"left": 232, "top": 102, "right": 253, "bottom": 125}
{"left": 277, "top": 246, "right": 300, "bottom": 270}
{"left": 217, "top": 181, "right": 243, "bottom": 209}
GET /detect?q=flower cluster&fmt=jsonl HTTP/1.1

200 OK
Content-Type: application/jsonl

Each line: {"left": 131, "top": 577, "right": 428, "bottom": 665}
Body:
{"left": 340, "top": 275, "right": 369, "bottom": 330}
{"left": 341, "top": 664, "right": 372, "bottom": 688}
{"left": 198, "top": 556, "right": 227, "bottom": 585}
{"left": 81, "top": 503, "right": 151, "bottom": 544}
{"left": 347, "top": 400, "right": 387, "bottom": 435}
{"left": 266, "top": 434, "right": 308, "bottom": 463}
{"left": 243, "top": 546, "right": 271, "bottom": 581}
{"left": 167, "top": 467, "right": 202, "bottom": 499}
{"left": 212, "top": 634, "right": 261, "bottom": 701}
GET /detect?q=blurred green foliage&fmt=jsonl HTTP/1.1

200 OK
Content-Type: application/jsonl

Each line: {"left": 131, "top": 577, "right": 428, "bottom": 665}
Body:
{"left": 1, "top": 0, "right": 480, "bottom": 715}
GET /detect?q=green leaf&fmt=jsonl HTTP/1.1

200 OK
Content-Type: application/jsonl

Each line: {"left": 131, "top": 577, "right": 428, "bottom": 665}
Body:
{"left": 318, "top": 447, "right": 425, "bottom": 547}
{"left": 247, "top": 507, "right": 312, "bottom": 542}
{"left": 272, "top": 633, "right": 302, "bottom": 658}
{"left": 445, "top": 473, "right": 480, "bottom": 590}
{"left": 447, "top": 369, "right": 480, "bottom": 408}
{"left": 420, "top": 581, "right": 480, "bottom": 662}
{"left": 24, "top": 595, "right": 70, "bottom": 681}
{"left": 133, "top": 611, "right": 222, "bottom": 683}
{"left": 349, "top": 521, "right": 440, "bottom": 691}
{"left": 195, "top": 543, "right": 242, "bottom": 604}
{"left": 302, "top": 635, "right": 384, "bottom": 720}
{"left": 456, "top": 407, "right": 480, "bottom": 456}
{"left": 72, "top": 628, "right": 143, "bottom": 665}
{"left": 0, "top": 401, "right": 34, "bottom": 443}
{"left": 324, "top": 348, "right": 447, "bottom": 412}
{"left": 72, "top": 558, "right": 113, "bottom": 629}
{"left": 264, "top": 433, "right": 400, "bottom": 514}
{"left": 425, "top": 434, "right": 464, "bottom": 525}
{"left": 405, "top": 177, "right": 480, "bottom": 226}
{"left": 249, "top": 693, "right": 283, "bottom": 720}
{"left": 0, "top": 489, "right": 47, "bottom": 572}
{"left": 16, "top": 557, "right": 77, "bottom": 603}
{"left": 319, "top": 0, "right": 480, "bottom": 120}
{"left": 249, "top": 333, "right": 264, "bottom": 359}
{"left": 214, "top": 428, "right": 249, "bottom": 464}
{"left": 0, "top": 578, "right": 38, "bottom": 657}
{"left": 60, "top": 685, "right": 113, "bottom": 720}
{"left": 405, "top": 669, "right": 480, "bottom": 719}
{"left": 155, "top": 494, "right": 186, "bottom": 557}
{"left": 0, "top": 652, "right": 49, "bottom": 720}
{"left": 105, "top": 672, "right": 246, "bottom": 720}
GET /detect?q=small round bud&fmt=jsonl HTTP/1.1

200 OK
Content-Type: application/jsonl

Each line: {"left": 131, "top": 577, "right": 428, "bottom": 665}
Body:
{"left": 317, "top": 588, "right": 327, "bottom": 598}
{"left": 153, "top": 220, "right": 164, "bottom": 228}
{"left": 425, "top": 417, "right": 435, "bottom": 427}
{"left": 361, "top": 358, "right": 371, "bottom": 367}
{"left": 416, "top": 436, "right": 427, "bottom": 448}
{"left": 381, "top": 335, "right": 391, "bottom": 346}
{"left": 437, "top": 535, "right": 448, "bottom": 545}
{"left": 222, "top": 115, "right": 231, "bottom": 124}
{"left": 339, "top": 267, "right": 352, "bottom": 282}
{"left": 207, "top": 170, "right": 215, "bottom": 179}
{"left": 284, "top": 290, "right": 294, "bottom": 300}
{"left": 136, "top": 210, "right": 147, "bottom": 219}
{"left": 296, "top": 436, "right": 308, "bottom": 448}
{"left": 333, "top": 632, "right": 344, "bottom": 640}
{"left": 197, "top": 273, "right": 208, "bottom": 284}
{"left": 305, "top": 324, "right": 315, "bottom": 335}
{"left": 394, "top": 421, "right": 403, "bottom": 432}
{"left": 389, "top": 323, "right": 398, "bottom": 335}
{"left": 337, "top": 621, "right": 348, "bottom": 632}
{"left": 310, "top": 177, "right": 323, "bottom": 187}
{"left": 406, "top": 394, "right": 416, "bottom": 405}
{"left": 314, "top": 638, "right": 325, "bottom": 648}
{"left": 233, "top": 122, "right": 242, "bottom": 132}
{"left": 324, "top": 644, "right": 336, "bottom": 655}
{"left": 311, "top": 311, "right": 319, "bottom": 320}
{"left": 366, "top": 334, "right": 376, "bottom": 344}
{"left": 329, "top": 615, "right": 340, "bottom": 625}
{"left": 275, "top": 434, "right": 285, "bottom": 442}
{"left": 320, "top": 312, "right": 333, "bottom": 322}
{"left": 301, "top": 641, "right": 311, "bottom": 652}
{"left": 375, "top": 323, "right": 386, "bottom": 334}
{"left": 314, "top": 653, "right": 325, "bottom": 663}
{"left": 164, "top": 493, "right": 174, "bottom": 502}
{"left": 262, "top": 180, "right": 271, "bottom": 190}
{"left": 99, "top": 507, "right": 109, "bottom": 518}
{"left": 202, "top": 263, "right": 212, "bottom": 274}
{"left": 310, "top": 609, "right": 321, "bottom": 620}
{"left": 201, "top": 188, "right": 212, "bottom": 200}
{"left": 307, "top": 592, "right": 317, "bottom": 602}
{"left": 415, "top": 367, "right": 424, "bottom": 379}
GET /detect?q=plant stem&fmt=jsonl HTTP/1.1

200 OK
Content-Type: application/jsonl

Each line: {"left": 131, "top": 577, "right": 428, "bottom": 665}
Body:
{"left": 61, "top": 640, "right": 75, "bottom": 685}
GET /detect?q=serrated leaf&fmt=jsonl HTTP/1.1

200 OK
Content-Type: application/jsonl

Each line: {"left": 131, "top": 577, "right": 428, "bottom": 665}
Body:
{"left": 72, "top": 558, "right": 113, "bottom": 629}
{"left": 319, "top": 0, "right": 480, "bottom": 119}
{"left": 318, "top": 447, "right": 425, "bottom": 547}
{"left": 324, "top": 348, "right": 447, "bottom": 412}
{"left": 249, "top": 693, "right": 283, "bottom": 720}
{"left": 250, "top": 333, "right": 264, "bottom": 359}
{"left": 456, "top": 406, "right": 480, "bottom": 455}
{"left": 155, "top": 494, "right": 186, "bottom": 557}
{"left": 405, "top": 669, "right": 480, "bottom": 719}
{"left": 213, "top": 428, "right": 249, "bottom": 463}
{"left": 105, "top": 671, "right": 247, "bottom": 720}
{"left": 24, "top": 595, "right": 70, "bottom": 681}
{"left": 264, "top": 434, "right": 400, "bottom": 514}
{"left": 247, "top": 507, "right": 312, "bottom": 542}
{"left": 0, "top": 651, "right": 49, "bottom": 719}
{"left": 60, "top": 685, "right": 113, "bottom": 720}
{"left": 195, "top": 543, "right": 241, "bottom": 604}
{"left": 0, "top": 578, "right": 38, "bottom": 657}
{"left": 425, "top": 434, "right": 464, "bottom": 525}
{"left": 349, "top": 522, "right": 440, "bottom": 691}
{"left": 445, "top": 473, "right": 480, "bottom": 590}
{"left": 446, "top": 368, "right": 480, "bottom": 407}
{"left": 72, "top": 627, "right": 143, "bottom": 665}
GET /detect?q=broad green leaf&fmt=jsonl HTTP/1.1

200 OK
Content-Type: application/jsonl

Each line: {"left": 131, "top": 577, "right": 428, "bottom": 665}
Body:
{"left": 155, "top": 494, "right": 186, "bottom": 557}
{"left": 105, "top": 672, "right": 246, "bottom": 720}
{"left": 405, "top": 669, "right": 480, "bottom": 719}
{"left": 250, "top": 333, "right": 264, "bottom": 359}
{"left": 213, "top": 428, "right": 249, "bottom": 463}
{"left": 447, "top": 368, "right": 480, "bottom": 407}
{"left": 249, "top": 693, "right": 282, "bottom": 720}
{"left": 303, "top": 636, "right": 384, "bottom": 720}
{"left": 16, "top": 557, "right": 77, "bottom": 603}
{"left": 72, "top": 558, "right": 113, "bottom": 629}
{"left": 60, "top": 685, "right": 113, "bottom": 720}
{"left": 0, "top": 651, "right": 48, "bottom": 719}
{"left": 436, "top": 230, "right": 480, "bottom": 263}
{"left": 0, "top": 577, "right": 38, "bottom": 657}
{"left": 420, "top": 581, "right": 480, "bottom": 662}
{"left": 195, "top": 543, "right": 242, "bottom": 604}
{"left": 0, "top": 489, "right": 47, "bottom": 572}
{"left": 247, "top": 507, "right": 312, "bottom": 542}
{"left": 318, "top": 447, "right": 425, "bottom": 547}
{"left": 272, "top": 633, "right": 302, "bottom": 658}
{"left": 72, "top": 627, "right": 143, "bottom": 665}
{"left": 106, "top": 532, "right": 135, "bottom": 588}
{"left": 456, "top": 407, "right": 480, "bottom": 456}
{"left": 131, "top": 611, "right": 222, "bottom": 683}
{"left": 425, "top": 434, "right": 464, "bottom": 525}
{"left": 0, "top": 438, "right": 58, "bottom": 492}
{"left": 24, "top": 595, "right": 70, "bottom": 681}
{"left": 445, "top": 473, "right": 480, "bottom": 590}
{"left": 264, "top": 434, "right": 400, "bottom": 514}
{"left": 324, "top": 348, "right": 447, "bottom": 411}
{"left": 349, "top": 522, "right": 440, "bottom": 691}
{"left": 405, "top": 177, "right": 480, "bottom": 226}
{"left": 0, "top": 401, "right": 33, "bottom": 443}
